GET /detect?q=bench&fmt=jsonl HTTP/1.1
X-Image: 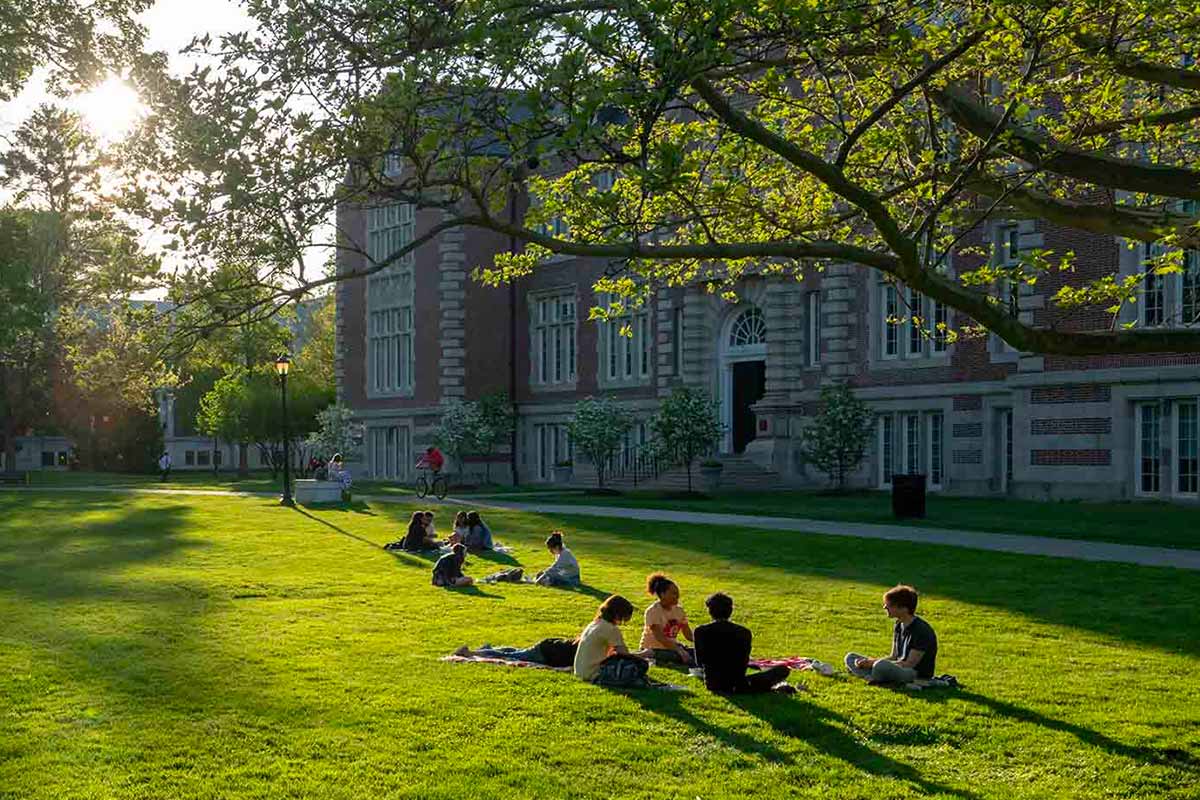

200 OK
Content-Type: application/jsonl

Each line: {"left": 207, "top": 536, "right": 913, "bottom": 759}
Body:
{"left": 0, "top": 472, "right": 30, "bottom": 486}
{"left": 294, "top": 479, "right": 344, "bottom": 504}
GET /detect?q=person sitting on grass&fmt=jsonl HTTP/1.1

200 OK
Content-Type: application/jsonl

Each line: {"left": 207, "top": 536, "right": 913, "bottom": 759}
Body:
{"left": 845, "top": 584, "right": 938, "bottom": 685}
{"left": 454, "top": 637, "right": 579, "bottom": 668}
{"left": 448, "top": 511, "right": 469, "bottom": 546}
{"left": 639, "top": 573, "right": 695, "bottom": 665}
{"left": 573, "top": 595, "right": 653, "bottom": 687}
{"left": 533, "top": 531, "right": 580, "bottom": 587}
{"left": 694, "top": 592, "right": 794, "bottom": 695}
{"left": 431, "top": 544, "right": 474, "bottom": 588}
{"left": 394, "top": 511, "right": 439, "bottom": 552}
{"left": 462, "top": 510, "right": 494, "bottom": 551}
{"left": 422, "top": 510, "right": 438, "bottom": 541}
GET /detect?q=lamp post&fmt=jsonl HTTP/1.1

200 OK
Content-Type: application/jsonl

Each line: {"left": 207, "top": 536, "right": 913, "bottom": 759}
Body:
{"left": 274, "top": 354, "right": 294, "bottom": 507}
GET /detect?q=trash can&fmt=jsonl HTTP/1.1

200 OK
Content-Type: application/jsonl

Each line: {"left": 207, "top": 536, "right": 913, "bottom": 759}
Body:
{"left": 892, "top": 474, "right": 927, "bottom": 519}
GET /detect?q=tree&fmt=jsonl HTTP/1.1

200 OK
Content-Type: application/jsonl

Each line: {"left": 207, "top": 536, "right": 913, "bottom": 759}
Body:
{"left": 433, "top": 399, "right": 487, "bottom": 476}
{"left": 147, "top": 0, "right": 1200, "bottom": 356}
{"left": 196, "top": 368, "right": 254, "bottom": 476}
{"left": 292, "top": 294, "right": 336, "bottom": 392}
{"left": 649, "top": 387, "right": 723, "bottom": 494}
{"left": 476, "top": 391, "right": 515, "bottom": 484}
{"left": 306, "top": 403, "right": 360, "bottom": 464}
{"left": 800, "top": 383, "right": 873, "bottom": 492}
{"left": 567, "top": 396, "right": 633, "bottom": 490}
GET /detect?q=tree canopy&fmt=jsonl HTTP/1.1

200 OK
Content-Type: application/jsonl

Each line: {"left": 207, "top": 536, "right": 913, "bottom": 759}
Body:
{"left": 125, "top": 0, "right": 1200, "bottom": 355}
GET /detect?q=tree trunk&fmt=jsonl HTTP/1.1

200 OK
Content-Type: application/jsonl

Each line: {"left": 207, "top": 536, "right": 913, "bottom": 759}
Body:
{"left": 238, "top": 442, "right": 249, "bottom": 478}
{"left": 2, "top": 414, "right": 16, "bottom": 473}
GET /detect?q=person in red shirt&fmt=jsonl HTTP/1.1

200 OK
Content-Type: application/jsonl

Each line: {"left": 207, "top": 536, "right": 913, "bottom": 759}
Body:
{"left": 417, "top": 446, "right": 444, "bottom": 474}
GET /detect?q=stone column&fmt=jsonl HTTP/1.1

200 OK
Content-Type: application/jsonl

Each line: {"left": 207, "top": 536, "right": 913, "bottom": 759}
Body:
{"left": 747, "top": 280, "right": 803, "bottom": 473}
{"left": 819, "top": 263, "right": 859, "bottom": 383}
{"left": 437, "top": 218, "right": 467, "bottom": 400}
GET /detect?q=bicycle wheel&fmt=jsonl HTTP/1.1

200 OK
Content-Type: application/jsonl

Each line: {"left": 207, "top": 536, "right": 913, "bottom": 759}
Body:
{"left": 432, "top": 475, "right": 448, "bottom": 500}
{"left": 415, "top": 475, "right": 429, "bottom": 498}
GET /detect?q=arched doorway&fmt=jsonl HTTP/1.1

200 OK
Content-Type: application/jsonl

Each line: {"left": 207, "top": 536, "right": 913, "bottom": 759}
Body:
{"left": 720, "top": 306, "right": 767, "bottom": 454}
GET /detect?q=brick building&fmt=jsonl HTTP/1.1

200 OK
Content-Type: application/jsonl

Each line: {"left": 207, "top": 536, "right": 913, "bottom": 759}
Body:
{"left": 335, "top": 184, "right": 1200, "bottom": 503}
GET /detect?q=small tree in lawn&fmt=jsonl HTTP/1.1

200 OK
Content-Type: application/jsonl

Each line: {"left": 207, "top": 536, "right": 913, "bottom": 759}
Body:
{"left": 433, "top": 399, "right": 485, "bottom": 477}
{"left": 306, "top": 402, "right": 359, "bottom": 467}
{"left": 801, "top": 382, "right": 873, "bottom": 492}
{"left": 650, "top": 387, "right": 723, "bottom": 493}
{"left": 476, "top": 391, "right": 515, "bottom": 484}
{"left": 567, "top": 396, "right": 633, "bottom": 490}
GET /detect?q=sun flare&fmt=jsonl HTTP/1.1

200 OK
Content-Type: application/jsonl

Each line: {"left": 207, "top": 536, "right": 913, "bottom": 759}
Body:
{"left": 73, "top": 76, "right": 146, "bottom": 141}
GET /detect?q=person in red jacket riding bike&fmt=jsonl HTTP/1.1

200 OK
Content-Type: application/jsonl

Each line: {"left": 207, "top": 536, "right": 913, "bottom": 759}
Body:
{"left": 416, "top": 446, "right": 444, "bottom": 474}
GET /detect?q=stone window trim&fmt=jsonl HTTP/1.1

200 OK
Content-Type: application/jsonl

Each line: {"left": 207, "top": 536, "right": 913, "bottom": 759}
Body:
{"left": 1134, "top": 396, "right": 1200, "bottom": 499}
{"left": 365, "top": 201, "right": 416, "bottom": 399}
{"left": 987, "top": 220, "right": 1039, "bottom": 363}
{"left": 875, "top": 408, "right": 948, "bottom": 491}
{"left": 528, "top": 286, "right": 579, "bottom": 392}
{"left": 868, "top": 278, "right": 952, "bottom": 369}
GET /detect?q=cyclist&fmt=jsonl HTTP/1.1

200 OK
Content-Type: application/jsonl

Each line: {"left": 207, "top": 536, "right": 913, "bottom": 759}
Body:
{"left": 416, "top": 446, "right": 444, "bottom": 475}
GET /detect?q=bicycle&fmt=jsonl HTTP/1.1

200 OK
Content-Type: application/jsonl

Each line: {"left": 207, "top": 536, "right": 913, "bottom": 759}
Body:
{"left": 414, "top": 468, "right": 448, "bottom": 500}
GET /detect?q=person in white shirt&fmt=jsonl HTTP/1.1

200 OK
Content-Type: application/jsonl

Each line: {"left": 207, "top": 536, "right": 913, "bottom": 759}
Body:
{"left": 534, "top": 531, "right": 581, "bottom": 587}
{"left": 158, "top": 452, "right": 171, "bottom": 481}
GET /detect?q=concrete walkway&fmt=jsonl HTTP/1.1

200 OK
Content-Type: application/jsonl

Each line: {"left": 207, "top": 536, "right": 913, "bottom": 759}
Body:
{"left": 5, "top": 485, "right": 1199, "bottom": 571}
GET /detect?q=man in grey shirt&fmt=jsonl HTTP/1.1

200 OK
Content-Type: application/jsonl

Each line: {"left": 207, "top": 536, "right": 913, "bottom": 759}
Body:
{"left": 846, "top": 584, "right": 938, "bottom": 684}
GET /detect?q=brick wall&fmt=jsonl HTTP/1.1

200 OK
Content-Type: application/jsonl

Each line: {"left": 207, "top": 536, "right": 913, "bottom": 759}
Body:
{"left": 1030, "top": 449, "right": 1112, "bottom": 466}
{"left": 1030, "top": 417, "right": 1112, "bottom": 435}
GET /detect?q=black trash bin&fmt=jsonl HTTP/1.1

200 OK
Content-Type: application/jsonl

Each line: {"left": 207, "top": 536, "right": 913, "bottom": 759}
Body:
{"left": 892, "top": 474, "right": 927, "bottom": 519}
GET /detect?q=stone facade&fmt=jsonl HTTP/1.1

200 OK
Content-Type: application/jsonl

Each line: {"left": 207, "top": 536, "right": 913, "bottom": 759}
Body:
{"left": 336, "top": 195, "right": 1200, "bottom": 503}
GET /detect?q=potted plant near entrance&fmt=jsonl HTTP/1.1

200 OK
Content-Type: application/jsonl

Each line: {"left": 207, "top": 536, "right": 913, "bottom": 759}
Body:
{"left": 699, "top": 459, "right": 724, "bottom": 492}
{"left": 553, "top": 459, "right": 574, "bottom": 484}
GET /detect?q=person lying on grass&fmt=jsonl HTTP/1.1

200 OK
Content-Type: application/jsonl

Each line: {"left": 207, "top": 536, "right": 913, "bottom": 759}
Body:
{"left": 453, "top": 637, "right": 579, "bottom": 668}
{"left": 845, "top": 584, "right": 938, "bottom": 685}
{"left": 533, "top": 531, "right": 580, "bottom": 587}
{"left": 574, "top": 595, "right": 654, "bottom": 687}
{"left": 693, "top": 592, "right": 794, "bottom": 695}
{"left": 432, "top": 544, "right": 473, "bottom": 588}
{"left": 462, "top": 511, "right": 494, "bottom": 552}
{"left": 639, "top": 573, "right": 695, "bottom": 665}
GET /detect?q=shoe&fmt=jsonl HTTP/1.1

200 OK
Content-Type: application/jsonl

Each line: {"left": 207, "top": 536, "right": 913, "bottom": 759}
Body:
{"left": 771, "top": 683, "right": 797, "bottom": 695}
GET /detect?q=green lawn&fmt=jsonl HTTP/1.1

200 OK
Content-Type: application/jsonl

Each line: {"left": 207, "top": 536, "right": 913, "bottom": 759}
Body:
{"left": 530, "top": 489, "right": 1200, "bottom": 550}
{"left": 1, "top": 492, "right": 1197, "bottom": 799}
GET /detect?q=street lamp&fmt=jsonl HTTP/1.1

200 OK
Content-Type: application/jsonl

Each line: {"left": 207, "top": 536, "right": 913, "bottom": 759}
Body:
{"left": 274, "top": 354, "right": 294, "bottom": 507}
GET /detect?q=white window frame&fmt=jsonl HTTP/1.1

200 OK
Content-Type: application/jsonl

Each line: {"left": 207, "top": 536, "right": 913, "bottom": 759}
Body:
{"left": 1139, "top": 242, "right": 1167, "bottom": 328}
{"left": 368, "top": 424, "right": 412, "bottom": 481}
{"left": 927, "top": 412, "right": 944, "bottom": 490}
{"left": 534, "top": 423, "right": 572, "bottom": 482}
{"left": 672, "top": 305, "right": 685, "bottom": 376}
{"left": 1136, "top": 402, "right": 1162, "bottom": 496}
{"left": 881, "top": 284, "right": 900, "bottom": 360}
{"left": 366, "top": 202, "right": 416, "bottom": 398}
{"left": 901, "top": 413, "right": 921, "bottom": 474}
{"left": 1176, "top": 399, "right": 1199, "bottom": 497}
{"left": 530, "top": 291, "right": 577, "bottom": 388}
{"left": 807, "top": 290, "right": 822, "bottom": 365}
{"left": 1178, "top": 248, "right": 1200, "bottom": 327}
{"left": 598, "top": 293, "right": 652, "bottom": 386}
{"left": 879, "top": 281, "right": 948, "bottom": 362}
{"left": 878, "top": 414, "right": 895, "bottom": 488}
{"left": 1000, "top": 408, "right": 1014, "bottom": 493}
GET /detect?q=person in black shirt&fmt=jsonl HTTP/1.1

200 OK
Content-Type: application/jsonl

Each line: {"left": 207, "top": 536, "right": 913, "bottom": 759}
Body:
{"left": 693, "top": 593, "right": 793, "bottom": 694}
{"left": 432, "top": 544, "right": 474, "bottom": 588}
{"left": 845, "top": 584, "right": 938, "bottom": 684}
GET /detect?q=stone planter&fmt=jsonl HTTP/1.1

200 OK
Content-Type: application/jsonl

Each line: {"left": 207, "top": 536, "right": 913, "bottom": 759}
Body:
{"left": 699, "top": 463, "right": 724, "bottom": 493}
{"left": 553, "top": 465, "right": 574, "bottom": 484}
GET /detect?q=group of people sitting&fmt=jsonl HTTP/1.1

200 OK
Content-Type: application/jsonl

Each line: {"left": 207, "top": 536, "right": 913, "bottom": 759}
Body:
{"left": 457, "top": 574, "right": 939, "bottom": 693}
{"left": 431, "top": 530, "right": 580, "bottom": 589}
{"left": 384, "top": 509, "right": 494, "bottom": 555}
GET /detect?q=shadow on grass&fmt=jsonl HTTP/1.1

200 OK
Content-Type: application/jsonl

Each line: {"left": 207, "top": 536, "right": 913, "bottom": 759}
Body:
{"left": 290, "top": 507, "right": 428, "bottom": 568}
{"left": 544, "top": 511, "right": 1200, "bottom": 658}
{"left": 910, "top": 689, "right": 1200, "bottom": 774}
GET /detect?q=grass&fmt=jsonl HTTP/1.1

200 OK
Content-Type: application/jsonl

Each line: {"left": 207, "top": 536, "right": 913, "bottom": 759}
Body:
{"left": 0, "top": 491, "right": 1197, "bottom": 799}
{"left": 25, "top": 469, "right": 572, "bottom": 497}
{"left": 529, "top": 489, "right": 1200, "bottom": 550}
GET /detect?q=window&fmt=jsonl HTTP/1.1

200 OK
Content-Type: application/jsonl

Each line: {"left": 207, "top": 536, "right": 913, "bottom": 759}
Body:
{"left": 599, "top": 294, "right": 651, "bottom": 384}
{"left": 1181, "top": 249, "right": 1200, "bottom": 326}
{"left": 214, "top": 450, "right": 223, "bottom": 467}
{"left": 902, "top": 413, "right": 921, "bottom": 474}
{"left": 535, "top": 423, "right": 572, "bottom": 481}
{"left": 929, "top": 412, "right": 944, "bottom": 488}
{"left": 995, "top": 226, "right": 1021, "bottom": 353}
{"left": 369, "top": 425, "right": 411, "bottom": 481}
{"left": 197, "top": 450, "right": 210, "bottom": 467}
{"left": 878, "top": 415, "right": 894, "bottom": 487}
{"left": 185, "top": 450, "right": 195, "bottom": 466}
{"left": 880, "top": 281, "right": 947, "bottom": 360}
{"left": 1178, "top": 401, "right": 1199, "bottom": 495}
{"left": 594, "top": 169, "right": 616, "bottom": 192}
{"left": 532, "top": 292, "right": 577, "bottom": 386}
{"left": 672, "top": 306, "right": 684, "bottom": 376}
{"left": 1137, "top": 403, "right": 1161, "bottom": 495}
{"left": 41, "top": 451, "right": 54, "bottom": 467}
{"left": 807, "top": 291, "right": 822, "bottom": 365}
{"left": 728, "top": 306, "right": 767, "bottom": 347}
{"left": 367, "top": 202, "right": 416, "bottom": 396}
{"left": 1004, "top": 409, "right": 1014, "bottom": 488}
{"left": 1140, "top": 243, "right": 1166, "bottom": 327}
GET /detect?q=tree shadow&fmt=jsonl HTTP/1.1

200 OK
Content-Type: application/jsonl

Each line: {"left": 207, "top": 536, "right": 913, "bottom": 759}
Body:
{"left": 548, "top": 512, "right": 1200, "bottom": 657}
{"left": 467, "top": 549, "right": 521, "bottom": 566}
{"left": 907, "top": 689, "right": 1200, "bottom": 774}
{"left": 290, "top": 507, "right": 427, "bottom": 568}
{"left": 554, "top": 582, "right": 613, "bottom": 602}
{"left": 444, "top": 584, "right": 504, "bottom": 599}
{"left": 303, "top": 500, "right": 377, "bottom": 516}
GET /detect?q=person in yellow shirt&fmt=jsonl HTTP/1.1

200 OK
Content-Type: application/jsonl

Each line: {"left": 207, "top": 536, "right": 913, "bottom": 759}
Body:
{"left": 574, "top": 595, "right": 653, "bottom": 686}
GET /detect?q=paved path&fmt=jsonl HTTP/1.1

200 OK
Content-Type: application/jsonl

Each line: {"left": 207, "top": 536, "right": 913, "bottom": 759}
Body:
{"left": 5, "top": 485, "right": 1199, "bottom": 571}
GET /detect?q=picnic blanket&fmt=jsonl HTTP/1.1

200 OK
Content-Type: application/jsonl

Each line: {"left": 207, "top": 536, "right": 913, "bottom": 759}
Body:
{"left": 439, "top": 654, "right": 689, "bottom": 691}
{"left": 748, "top": 657, "right": 836, "bottom": 675}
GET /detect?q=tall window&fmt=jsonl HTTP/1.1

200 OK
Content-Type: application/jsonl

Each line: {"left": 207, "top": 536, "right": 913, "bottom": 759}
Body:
{"left": 878, "top": 415, "right": 894, "bottom": 486}
{"left": 996, "top": 225, "right": 1021, "bottom": 354}
{"left": 1182, "top": 249, "right": 1200, "bottom": 326}
{"left": 1179, "top": 401, "right": 1199, "bottom": 495}
{"left": 367, "top": 202, "right": 415, "bottom": 396}
{"left": 535, "top": 423, "right": 572, "bottom": 481}
{"left": 1140, "top": 242, "right": 1167, "bottom": 327}
{"left": 933, "top": 297, "right": 949, "bottom": 353}
{"left": 369, "top": 425, "right": 410, "bottom": 480}
{"left": 807, "top": 291, "right": 822, "bottom": 365}
{"left": 532, "top": 292, "right": 577, "bottom": 386}
{"left": 929, "top": 412, "right": 944, "bottom": 488}
{"left": 599, "top": 294, "right": 651, "bottom": 384}
{"left": 1004, "top": 409, "right": 1014, "bottom": 488}
{"left": 880, "top": 281, "right": 947, "bottom": 360}
{"left": 902, "top": 413, "right": 921, "bottom": 474}
{"left": 881, "top": 284, "right": 900, "bottom": 359}
{"left": 672, "top": 306, "right": 684, "bottom": 376}
{"left": 1137, "top": 403, "right": 1161, "bottom": 495}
